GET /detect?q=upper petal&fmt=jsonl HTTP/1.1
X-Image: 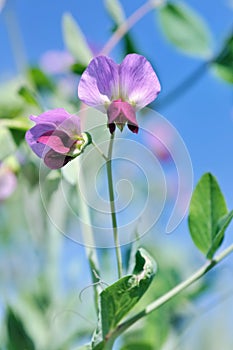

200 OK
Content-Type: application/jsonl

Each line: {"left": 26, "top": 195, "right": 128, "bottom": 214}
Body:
{"left": 119, "top": 54, "right": 161, "bottom": 110}
{"left": 30, "top": 109, "right": 81, "bottom": 138}
{"left": 78, "top": 56, "right": 119, "bottom": 112}
{"left": 30, "top": 108, "right": 71, "bottom": 126}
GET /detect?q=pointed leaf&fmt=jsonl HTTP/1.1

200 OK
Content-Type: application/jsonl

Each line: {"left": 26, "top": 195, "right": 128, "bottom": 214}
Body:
{"left": 0, "top": 128, "right": 15, "bottom": 160}
{"left": 94, "top": 248, "right": 156, "bottom": 347}
{"left": 188, "top": 173, "right": 228, "bottom": 257}
{"left": 77, "top": 345, "right": 92, "bottom": 350}
{"left": 213, "top": 33, "right": 233, "bottom": 84}
{"left": 158, "top": 2, "right": 212, "bottom": 58}
{"left": 18, "top": 86, "right": 41, "bottom": 108}
{"left": 0, "top": 118, "right": 30, "bottom": 131}
{"left": 27, "top": 66, "right": 55, "bottom": 92}
{"left": 104, "top": 0, "right": 125, "bottom": 25}
{"left": 70, "top": 62, "right": 87, "bottom": 75}
{"left": 6, "top": 309, "right": 35, "bottom": 350}
{"left": 62, "top": 13, "right": 92, "bottom": 65}
{"left": 207, "top": 210, "right": 233, "bottom": 259}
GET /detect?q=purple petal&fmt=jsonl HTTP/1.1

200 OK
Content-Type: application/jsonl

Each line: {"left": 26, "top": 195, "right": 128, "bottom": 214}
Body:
{"left": 40, "top": 50, "right": 74, "bottom": 74}
{"left": 59, "top": 114, "right": 81, "bottom": 137}
{"left": 38, "top": 130, "right": 75, "bottom": 154}
{"left": 78, "top": 56, "right": 119, "bottom": 112}
{"left": 44, "top": 150, "right": 72, "bottom": 169}
{"left": 119, "top": 54, "right": 161, "bottom": 110}
{"left": 0, "top": 166, "right": 17, "bottom": 201}
{"left": 30, "top": 108, "right": 70, "bottom": 126}
{"left": 26, "top": 109, "right": 82, "bottom": 158}
{"left": 25, "top": 123, "right": 55, "bottom": 157}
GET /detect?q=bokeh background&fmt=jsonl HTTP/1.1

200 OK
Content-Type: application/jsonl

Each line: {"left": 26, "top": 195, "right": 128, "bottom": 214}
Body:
{"left": 1, "top": 0, "right": 233, "bottom": 349}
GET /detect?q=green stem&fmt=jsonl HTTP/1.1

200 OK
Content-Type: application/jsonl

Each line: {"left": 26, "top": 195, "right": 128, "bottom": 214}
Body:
{"left": 112, "top": 243, "right": 233, "bottom": 337}
{"left": 106, "top": 133, "right": 123, "bottom": 279}
{"left": 91, "top": 141, "right": 108, "bottom": 161}
{"left": 76, "top": 159, "right": 101, "bottom": 313}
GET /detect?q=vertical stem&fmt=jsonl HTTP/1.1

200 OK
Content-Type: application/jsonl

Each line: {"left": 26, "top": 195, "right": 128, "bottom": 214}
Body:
{"left": 76, "top": 159, "right": 101, "bottom": 313}
{"left": 106, "top": 133, "right": 123, "bottom": 279}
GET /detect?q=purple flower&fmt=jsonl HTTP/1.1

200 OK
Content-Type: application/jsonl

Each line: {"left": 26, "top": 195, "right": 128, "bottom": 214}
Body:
{"left": 0, "top": 0, "right": 6, "bottom": 12}
{"left": 78, "top": 54, "right": 161, "bottom": 134}
{"left": 0, "top": 163, "right": 17, "bottom": 201}
{"left": 143, "top": 123, "right": 174, "bottom": 162}
{"left": 25, "top": 108, "right": 90, "bottom": 169}
{"left": 40, "top": 50, "right": 75, "bottom": 75}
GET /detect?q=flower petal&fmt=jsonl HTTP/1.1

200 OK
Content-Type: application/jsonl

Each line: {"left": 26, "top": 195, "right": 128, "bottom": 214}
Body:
{"left": 38, "top": 130, "right": 75, "bottom": 154}
{"left": 44, "top": 150, "right": 72, "bottom": 169}
{"left": 30, "top": 109, "right": 81, "bottom": 136}
{"left": 0, "top": 166, "right": 17, "bottom": 201}
{"left": 30, "top": 108, "right": 70, "bottom": 126}
{"left": 107, "top": 100, "right": 137, "bottom": 125}
{"left": 119, "top": 54, "right": 161, "bottom": 109}
{"left": 25, "top": 123, "right": 55, "bottom": 157}
{"left": 78, "top": 56, "right": 119, "bottom": 112}
{"left": 107, "top": 100, "right": 138, "bottom": 134}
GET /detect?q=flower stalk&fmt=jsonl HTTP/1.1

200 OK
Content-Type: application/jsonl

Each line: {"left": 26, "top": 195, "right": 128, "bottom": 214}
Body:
{"left": 106, "top": 133, "right": 123, "bottom": 279}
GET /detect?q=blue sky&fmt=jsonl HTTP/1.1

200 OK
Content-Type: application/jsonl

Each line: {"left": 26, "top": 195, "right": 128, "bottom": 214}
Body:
{"left": 1, "top": 0, "right": 232, "bottom": 197}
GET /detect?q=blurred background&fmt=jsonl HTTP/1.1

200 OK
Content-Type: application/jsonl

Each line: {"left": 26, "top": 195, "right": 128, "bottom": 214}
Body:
{"left": 0, "top": 0, "right": 233, "bottom": 349}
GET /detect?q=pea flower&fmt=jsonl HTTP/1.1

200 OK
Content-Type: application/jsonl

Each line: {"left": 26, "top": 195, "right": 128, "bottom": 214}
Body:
{"left": 143, "top": 123, "right": 174, "bottom": 162}
{"left": 40, "top": 50, "right": 75, "bottom": 75}
{"left": 25, "top": 108, "right": 90, "bottom": 169}
{"left": 78, "top": 54, "right": 161, "bottom": 134}
{"left": 0, "top": 162, "right": 17, "bottom": 201}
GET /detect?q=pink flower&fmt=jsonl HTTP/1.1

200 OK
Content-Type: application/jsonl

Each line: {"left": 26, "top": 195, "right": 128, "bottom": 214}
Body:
{"left": 0, "top": 163, "right": 17, "bottom": 201}
{"left": 25, "top": 108, "right": 90, "bottom": 169}
{"left": 143, "top": 123, "right": 174, "bottom": 162}
{"left": 40, "top": 50, "right": 75, "bottom": 75}
{"left": 78, "top": 54, "right": 161, "bottom": 134}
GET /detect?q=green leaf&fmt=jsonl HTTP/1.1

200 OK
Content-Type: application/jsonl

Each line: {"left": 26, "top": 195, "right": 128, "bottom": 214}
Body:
{"left": 77, "top": 345, "right": 92, "bottom": 350}
{"left": 207, "top": 210, "right": 233, "bottom": 259}
{"left": 62, "top": 13, "right": 93, "bottom": 65}
{"left": 158, "top": 2, "right": 212, "bottom": 58}
{"left": 0, "top": 118, "right": 30, "bottom": 131}
{"left": 104, "top": 0, "right": 125, "bottom": 26}
{"left": 70, "top": 62, "right": 87, "bottom": 75}
{"left": 123, "top": 33, "right": 139, "bottom": 55}
{"left": 6, "top": 309, "right": 35, "bottom": 350}
{"left": 0, "top": 128, "right": 15, "bottom": 160}
{"left": 92, "top": 249, "right": 156, "bottom": 349}
{"left": 212, "top": 33, "right": 233, "bottom": 84}
{"left": 9, "top": 128, "right": 26, "bottom": 146}
{"left": 121, "top": 343, "right": 153, "bottom": 350}
{"left": 27, "top": 67, "right": 55, "bottom": 92}
{"left": 18, "top": 86, "right": 41, "bottom": 108}
{"left": 188, "top": 173, "right": 228, "bottom": 257}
